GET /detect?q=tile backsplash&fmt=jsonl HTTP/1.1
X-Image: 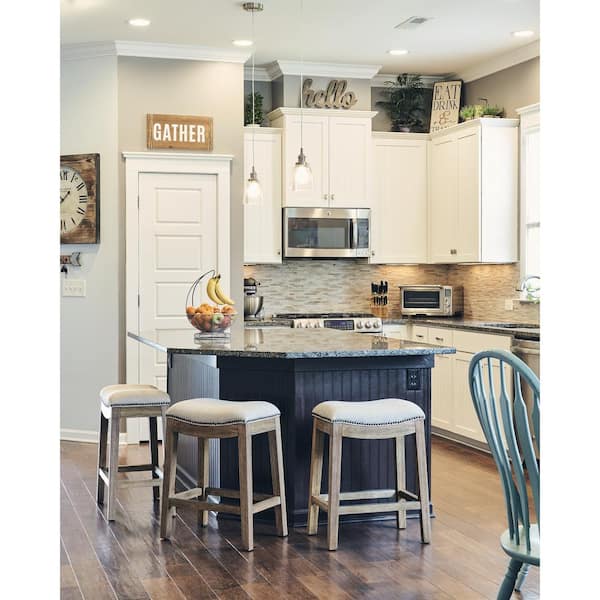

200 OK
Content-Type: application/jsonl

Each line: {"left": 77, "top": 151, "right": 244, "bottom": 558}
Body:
{"left": 244, "top": 261, "right": 539, "bottom": 323}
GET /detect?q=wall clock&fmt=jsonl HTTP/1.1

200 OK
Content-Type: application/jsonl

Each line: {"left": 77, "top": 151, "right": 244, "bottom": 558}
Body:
{"left": 60, "top": 153, "right": 100, "bottom": 244}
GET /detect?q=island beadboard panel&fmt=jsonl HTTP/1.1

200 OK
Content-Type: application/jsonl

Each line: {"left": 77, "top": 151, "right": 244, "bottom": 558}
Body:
{"left": 244, "top": 262, "right": 539, "bottom": 322}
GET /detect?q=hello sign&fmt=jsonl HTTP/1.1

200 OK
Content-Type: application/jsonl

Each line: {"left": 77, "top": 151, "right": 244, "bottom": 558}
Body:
{"left": 302, "top": 78, "right": 358, "bottom": 109}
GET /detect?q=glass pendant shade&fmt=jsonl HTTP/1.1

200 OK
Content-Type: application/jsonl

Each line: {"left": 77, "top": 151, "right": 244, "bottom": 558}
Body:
{"left": 292, "top": 147, "right": 313, "bottom": 191}
{"left": 245, "top": 166, "right": 263, "bottom": 205}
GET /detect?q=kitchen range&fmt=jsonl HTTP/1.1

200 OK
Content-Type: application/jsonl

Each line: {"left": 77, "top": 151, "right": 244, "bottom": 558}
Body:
{"left": 273, "top": 312, "right": 383, "bottom": 333}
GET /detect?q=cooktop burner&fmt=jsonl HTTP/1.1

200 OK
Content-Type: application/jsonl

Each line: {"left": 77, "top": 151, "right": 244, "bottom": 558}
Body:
{"left": 274, "top": 312, "right": 374, "bottom": 319}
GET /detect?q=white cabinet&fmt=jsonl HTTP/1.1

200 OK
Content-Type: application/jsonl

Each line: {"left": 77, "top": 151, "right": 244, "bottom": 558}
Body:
{"left": 382, "top": 323, "right": 409, "bottom": 340}
{"left": 268, "top": 107, "right": 376, "bottom": 209}
{"left": 429, "top": 118, "right": 519, "bottom": 263}
{"left": 370, "top": 134, "right": 428, "bottom": 264}
{"left": 243, "top": 127, "right": 282, "bottom": 264}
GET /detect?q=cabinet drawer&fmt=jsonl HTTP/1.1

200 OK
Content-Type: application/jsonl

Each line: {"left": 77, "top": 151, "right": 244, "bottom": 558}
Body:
{"left": 452, "top": 329, "right": 512, "bottom": 353}
{"left": 428, "top": 327, "right": 454, "bottom": 346}
{"left": 411, "top": 326, "right": 429, "bottom": 343}
{"left": 383, "top": 324, "right": 409, "bottom": 340}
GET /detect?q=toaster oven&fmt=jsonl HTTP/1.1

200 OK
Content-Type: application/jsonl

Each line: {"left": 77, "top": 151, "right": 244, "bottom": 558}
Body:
{"left": 399, "top": 285, "right": 463, "bottom": 317}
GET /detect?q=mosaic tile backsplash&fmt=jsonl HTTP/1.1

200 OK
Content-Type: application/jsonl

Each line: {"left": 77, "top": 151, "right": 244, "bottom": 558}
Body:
{"left": 244, "top": 261, "right": 539, "bottom": 323}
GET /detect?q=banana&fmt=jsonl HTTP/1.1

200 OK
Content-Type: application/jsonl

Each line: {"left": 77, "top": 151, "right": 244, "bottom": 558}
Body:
{"left": 206, "top": 276, "right": 222, "bottom": 305}
{"left": 214, "top": 277, "right": 235, "bottom": 306}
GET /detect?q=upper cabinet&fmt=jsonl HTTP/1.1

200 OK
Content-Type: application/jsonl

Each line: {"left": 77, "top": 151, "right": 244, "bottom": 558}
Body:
{"left": 370, "top": 133, "right": 429, "bottom": 264}
{"left": 243, "top": 127, "right": 282, "bottom": 264}
{"left": 268, "top": 107, "right": 376, "bottom": 209}
{"left": 428, "top": 118, "right": 519, "bottom": 264}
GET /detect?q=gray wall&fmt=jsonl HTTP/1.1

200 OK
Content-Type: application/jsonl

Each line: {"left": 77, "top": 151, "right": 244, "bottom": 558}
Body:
{"left": 463, "top": 57, "right": 539, "bottom": 117}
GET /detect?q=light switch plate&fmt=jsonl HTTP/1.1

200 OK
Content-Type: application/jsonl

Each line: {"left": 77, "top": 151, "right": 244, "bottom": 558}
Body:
{"left": 62, "top": 279, "right": 86, "bottom": 297}
{"left": 504, "top": 299, "right": 514, "bottom": 311}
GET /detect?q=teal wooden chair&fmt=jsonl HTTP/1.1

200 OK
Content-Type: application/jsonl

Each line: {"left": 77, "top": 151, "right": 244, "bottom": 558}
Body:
{"left": 468, "top": 349, "right": 540, "bottom": 600}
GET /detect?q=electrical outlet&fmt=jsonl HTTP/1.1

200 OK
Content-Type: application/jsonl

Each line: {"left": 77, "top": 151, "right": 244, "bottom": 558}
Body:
{"left": 407, "top": 369, "right": 421, "bottom": 390}
{"left": 62, "top": 279, "right": 86, "bottom": 297}
{"left": 504, "top": 299, "right": 514, "bottom": 311}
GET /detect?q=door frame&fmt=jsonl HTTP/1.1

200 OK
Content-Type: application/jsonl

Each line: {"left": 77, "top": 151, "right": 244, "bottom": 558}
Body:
{"left": 124, "top": 151, "right": 233, "bottom": 443}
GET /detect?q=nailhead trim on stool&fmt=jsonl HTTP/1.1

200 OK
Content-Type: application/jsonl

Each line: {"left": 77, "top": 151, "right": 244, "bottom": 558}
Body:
{"left": 307, "top": 398, "right": 431, "bottom": 551}
{"left": 96, "top": 384, "right": 170, "bottom": 521}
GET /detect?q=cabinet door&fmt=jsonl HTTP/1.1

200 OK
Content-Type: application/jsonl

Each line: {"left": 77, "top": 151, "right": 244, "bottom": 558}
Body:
{"left": 429, "top": 134, "right": 457, "bottom": 263}
{"left": 244, "top": 131, "right": 282, "bottom": 264}
{"left": 431, "top": 353, "right": 454, "bottom": 431}
{"left": 370, "top": 139, "right": 428, "bottom": 263}
{"left": 453, "top": 351, "right": 486, "bottom": 443}
{"left": 456, "top": 128, "right": 481, "bottom": 262}
{"left": 282, "top": 115, "right": 328, "bottom": 207}
{"left": 328, "top": 116, "right": 372, "bottom": 208}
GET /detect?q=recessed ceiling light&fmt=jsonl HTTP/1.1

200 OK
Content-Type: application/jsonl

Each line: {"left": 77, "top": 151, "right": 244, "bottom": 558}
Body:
{"left": 512, "top": 30, "right": 535, "bottom": 38}
{"left": 233, "top": 39, "right": 254, "bottom": 47}
{"left": 127, "top": 18, "right": 151, "bottom": 27}
{"left": 388, "top": 49, "right": 409, "bottom": 56}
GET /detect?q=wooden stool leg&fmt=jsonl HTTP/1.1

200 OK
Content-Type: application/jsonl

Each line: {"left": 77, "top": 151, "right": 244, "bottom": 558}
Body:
{"left": 415, "top": 419, "right": 431, "bottom": 544}
{"left": 395, "top": 435, "right": 407, "bottom": 529}
{"left": 268, "top": 417, "right": 288, "bottom": 537}
{"left": 149, "top": 416, "right": 160, "bottom": 502}
{"left": 160, "top": 406, "right": 168, "bottom": 462}
{"left": 106, "top": 409, "right": 121, "bottom": 521}
{"left": 160, "top": 421, "right": 179, "bottom": 539}
{"left": 307, "top": 420, "right": 325, "bottom": 535}
{"left": 327, "top": 424, "right": 343, "bottom": 551}
{"left": 96, "top": 410, "right": 109, "bottom": 505}
{"left": 197, "top": 437, "right": 210, "bottom": 527}
{"left": 238, "top": 426, "right": 254, "bottom": 551}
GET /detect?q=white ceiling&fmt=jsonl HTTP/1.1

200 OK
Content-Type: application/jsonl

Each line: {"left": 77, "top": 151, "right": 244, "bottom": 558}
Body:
{"left": 61, "top": 0, "right": 539, "bottom": 75}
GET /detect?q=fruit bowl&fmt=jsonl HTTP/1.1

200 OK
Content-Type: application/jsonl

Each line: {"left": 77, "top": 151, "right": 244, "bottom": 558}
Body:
{"left": 186, "top": 304, "right": 236, "bottom": 335}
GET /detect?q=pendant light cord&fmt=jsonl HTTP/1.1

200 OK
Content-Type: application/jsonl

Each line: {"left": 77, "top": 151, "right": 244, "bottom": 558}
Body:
{"left": 299, "top": 0, "right": 304, "bottom": 151}
{"left": 251, "top": 6, "right": 256, "bottom": 170}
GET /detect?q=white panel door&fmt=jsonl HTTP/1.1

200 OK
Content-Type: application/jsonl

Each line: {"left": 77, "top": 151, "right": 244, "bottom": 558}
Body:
{"left": 137, "top": 172, "right": 218, "bottom": 439}
{"left": 244, "top": 130, "right": 282, "bottom": 263}
{"left": 370, "top": 138, "right": 427, "bottom": 263}
{"left": 453, "top": 351, "right": 486, "bottom": 443}
{"left": 456, "top": 128, "right": 481, "bottom": 262}
{"left": 328, "top": 117, "right": 372, "bottom": 208}
{"left": 431, "top": 353, "right": 454, "bottom": 431}
{"left": 429, "top": 134, "right": 457, "bottom": 263}
{"left": 282, "top": 115, "right": 328, "bottom": 207}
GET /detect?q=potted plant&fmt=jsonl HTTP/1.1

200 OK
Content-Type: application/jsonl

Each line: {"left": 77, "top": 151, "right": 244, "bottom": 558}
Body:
{"left": 376, "top": 74, "right": 426, "bottom": 133}
{"left": 459, "top": 105, "right": 476, "bottom": 121}
{"left": 244, "top": 91, "right": 264, "bottom": 126}
{"left": 481, "top": 104, "right": 504, "bottom": 118}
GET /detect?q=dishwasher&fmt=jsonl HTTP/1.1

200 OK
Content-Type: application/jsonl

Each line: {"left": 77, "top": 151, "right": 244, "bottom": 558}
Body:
{"left": 512, "top": 338, "right": 540, "bottom": 457}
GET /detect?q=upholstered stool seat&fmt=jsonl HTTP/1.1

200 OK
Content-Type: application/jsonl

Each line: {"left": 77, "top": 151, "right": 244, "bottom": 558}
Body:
{"left": 96, "top": 384, "right": 170, "bottom": 521}
{"left": 166, "top": 398, "right": 279, "bottom": 425}
{"left": 160, "top": 398, "right": 288, "bottom": 552}
{"left": 308, "top": 398, "right": 431, "bottom": 550}
{"left": 312, "top": 398, "right": 425, "bottom": 425}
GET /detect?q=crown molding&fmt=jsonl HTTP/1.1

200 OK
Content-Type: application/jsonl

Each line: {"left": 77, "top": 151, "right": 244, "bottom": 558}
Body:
{"left": 371, "top": 74, "right": 447, "bottom": 89}
{"left": 267, "top": 107, "right": 377, "bottom": 121}
{"left": 259, "top": 60, "right": 382, "bottom": 81}
{"left": 452, "top": 40, "right": 539, "bottom": 83}
{"left": 61, "top": 41, "right": 251, "bottom": 63}
{"left": 243, "top": 66, "right": 273, "bottom": 82}
{"left": 515, "top": 102, "right": 540, "bottom": 116}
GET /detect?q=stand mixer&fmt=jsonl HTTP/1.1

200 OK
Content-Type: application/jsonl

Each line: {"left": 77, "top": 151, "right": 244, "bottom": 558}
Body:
{"left": 243, "top": 277, "right": 264, "bottom": 320}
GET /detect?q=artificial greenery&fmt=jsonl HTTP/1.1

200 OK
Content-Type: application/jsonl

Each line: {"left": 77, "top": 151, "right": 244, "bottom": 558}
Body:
{"left": 244, "top": 91, "right": 264, "bottom": 126}
{"left": 376, "top": 74, "right": 426, "bottom": 132}
{"left": 460, "top": 103, "right": 504, "bottom": 121}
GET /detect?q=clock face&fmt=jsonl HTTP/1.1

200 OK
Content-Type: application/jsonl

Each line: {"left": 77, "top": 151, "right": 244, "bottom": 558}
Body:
{"left": 60, "top": 166, "right": 88, "bottom": 234}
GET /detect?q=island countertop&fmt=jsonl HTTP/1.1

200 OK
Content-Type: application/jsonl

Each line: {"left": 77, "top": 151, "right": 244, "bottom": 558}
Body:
{"left": 128, "top": 327, "right": 456, "bottom": 359}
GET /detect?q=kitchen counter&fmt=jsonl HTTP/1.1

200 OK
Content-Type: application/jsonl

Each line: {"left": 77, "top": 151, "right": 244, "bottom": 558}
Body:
{"left": 129, "top": 327, "right": 455, "bottom": 359}
{"left": 129, "top": 327, "right": 454, "bottom": 527}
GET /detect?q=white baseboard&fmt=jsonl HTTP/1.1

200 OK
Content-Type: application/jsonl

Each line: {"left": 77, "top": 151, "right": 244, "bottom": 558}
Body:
{"left": 60, "top": 429, "right": 129, "bottom": 445}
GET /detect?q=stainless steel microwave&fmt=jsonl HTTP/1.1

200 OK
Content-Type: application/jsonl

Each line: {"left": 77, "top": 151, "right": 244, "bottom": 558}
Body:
{"left": 283, "top": 207, "right": 370, "bottom": 258}
{"left": 399, "top": 285, "right": 463, "bottom": 316}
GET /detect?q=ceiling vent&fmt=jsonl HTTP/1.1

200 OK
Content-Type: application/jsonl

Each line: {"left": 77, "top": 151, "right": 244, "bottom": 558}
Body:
{"left": 394, "top": 16, "right": 430, "bottom": 30}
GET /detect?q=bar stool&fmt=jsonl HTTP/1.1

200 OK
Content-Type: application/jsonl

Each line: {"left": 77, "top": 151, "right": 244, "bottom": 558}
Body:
{"left": 160, "top": 398, "right": 288, "bottom": 551}
{"left": 307, "top": 398, "right": 431, "bottom": 551}
{"left": 96, "top": 384, "right": 170, "bottom": 521}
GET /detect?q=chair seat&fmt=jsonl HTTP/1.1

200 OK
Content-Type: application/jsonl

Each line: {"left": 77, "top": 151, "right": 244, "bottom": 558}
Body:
{"left": 166, "top": 398, "right": 280, "bottom": 425}
{"left": 100, "top": 384, "right": 170, "bottom": 407}
{"left": 500, "top": 524, "right": 540, "bottom": 566}
{"left": 313, "top": 398, "right": 425, "bottom": 426}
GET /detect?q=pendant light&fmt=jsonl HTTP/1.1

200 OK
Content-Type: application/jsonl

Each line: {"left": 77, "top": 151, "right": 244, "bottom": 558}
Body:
{"left": 292, "top": 0, "right": 313, "bottom": 192}
{"left": 244, "top": 2, "right": 264, "bottom": 205}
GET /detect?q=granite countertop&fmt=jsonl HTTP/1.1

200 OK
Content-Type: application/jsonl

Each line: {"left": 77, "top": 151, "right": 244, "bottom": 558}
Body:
{"left": 129, "top": 327, "right": 456, "bottom": 359}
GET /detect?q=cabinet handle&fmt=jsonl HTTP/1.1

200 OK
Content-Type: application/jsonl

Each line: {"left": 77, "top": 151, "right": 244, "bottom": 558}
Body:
{"left": 371, "top": 250, "right": 375, "bottom": 256}
{"left": 435, "top": 336, "right": 444, "bottom": 341}
{"left": 323, "top": 194, "right": 329, "bottom": 200}
{"left": 277, "top": 250, "right": 281, "bottom": 255}
{"left": 450, "top": 249, "right": 457, "bottom": 255}
{"left": 331, "top": 193, "right": 335, "bottom": 201}
{"left": 416, "top": 334, "right": 424, "bottom": 339}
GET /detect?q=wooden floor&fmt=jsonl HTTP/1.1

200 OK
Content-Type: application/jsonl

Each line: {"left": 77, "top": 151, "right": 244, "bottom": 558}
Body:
{"left": 61, "top": 437, "right": 539, "bottom": 599}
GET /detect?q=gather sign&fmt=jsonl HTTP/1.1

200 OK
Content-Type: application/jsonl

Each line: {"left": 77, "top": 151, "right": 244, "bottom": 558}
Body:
{"left": 146, "top": 114, "right": 213, "bottom": 150}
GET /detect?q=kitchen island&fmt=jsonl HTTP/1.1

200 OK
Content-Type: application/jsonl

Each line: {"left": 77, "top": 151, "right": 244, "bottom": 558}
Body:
{"left": 128, "top": 327, "right": 455, "bottom": 527}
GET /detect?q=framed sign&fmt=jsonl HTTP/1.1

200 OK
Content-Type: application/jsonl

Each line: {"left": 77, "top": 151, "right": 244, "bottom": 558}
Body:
{"left": 430, "top": 81, "right": 462, "bottom": 133}
{"left": 60, "top": 153, "right": 100, "bottom": 244}
{"left": 146, "top": 114, "right": 213, "bottom": 150}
